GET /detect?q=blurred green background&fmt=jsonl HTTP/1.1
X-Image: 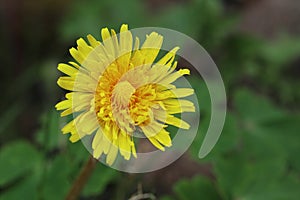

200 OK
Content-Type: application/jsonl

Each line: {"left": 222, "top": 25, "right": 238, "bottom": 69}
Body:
{"left": 1, "top": 0, "right": 300, "bottom": 199}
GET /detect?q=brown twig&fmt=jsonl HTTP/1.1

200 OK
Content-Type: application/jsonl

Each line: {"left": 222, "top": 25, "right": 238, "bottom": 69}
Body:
{"left": 65, "top": 156, "right": 97, "bottom": 200}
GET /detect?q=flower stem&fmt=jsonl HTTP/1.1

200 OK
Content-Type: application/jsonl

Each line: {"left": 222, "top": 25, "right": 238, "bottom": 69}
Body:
{"left": 66, "top": 156, "right": 97, "bottom": 200}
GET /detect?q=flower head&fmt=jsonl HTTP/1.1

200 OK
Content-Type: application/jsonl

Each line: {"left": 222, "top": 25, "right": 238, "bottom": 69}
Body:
{"left": 56, "top": 24, "right": 195, "bottom": 165}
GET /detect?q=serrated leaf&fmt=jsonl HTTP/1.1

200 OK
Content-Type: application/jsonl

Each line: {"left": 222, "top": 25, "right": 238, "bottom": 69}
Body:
{"left": 214, "top": 129, "right": 287, "bottom": 199}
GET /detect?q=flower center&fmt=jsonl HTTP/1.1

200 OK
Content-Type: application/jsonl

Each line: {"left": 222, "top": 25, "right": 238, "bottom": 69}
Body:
{"left": 109, "top": 80, "right": 136, "bottom": 133}
{"left": 112, "top": 80, "right": 136, "bottom": 108}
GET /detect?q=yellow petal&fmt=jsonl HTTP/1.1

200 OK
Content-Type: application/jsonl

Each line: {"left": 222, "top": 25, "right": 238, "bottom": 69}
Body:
{"left": 77, "top": 38, "right": 93, "bottom": 58}
{"left": 165, "top": 115, "right": 190, "bottom": 129}
{"left": 155, "top": 88, "right": 194, "bottom": 100}
{"left": 162, "top": 99, "right": 195, "bottom": 114}
{"left": 131, "top": 141, "right": 137, "bottom": 158}
{"left": 155, "top": 129, "right": 172, "bottom": 147}
{"left": 87, "top": 34, "right": 100, "bottom": 47}
{"left": 65, "top": 92, "right": 73, "bottom": 99}
{"left": 78, "top": 111, "right": 98, "bottom": 134}
{"left": 93, "top": 129, "right": 105, "bottom": 158}
{"left": 133, "top": 37, "right": 140, "bottom": 51}
{"left": 102, "top": 127, "right": 113, "bottom": 154}
{"left": 110, "top": 29, "right": 119, "bottom": 49}
{"left": 57, "top": 76, "right": 75, "bottom": 91}
{"left": 101, "top": 28, "right": 115, "bottom": 58}
{"left": 61, "top": 120, "right": 75, "bottom": 134}
{"left": 101, "top": 27, "right": 110, "bottom": 40}
{"left": 55, "top": 99, "right": 71, "bottom": 110}
{"left": 69, "top": 132, "right": 80, "bottom": 143}
{"left": 140, "top": 32, "right": 163, "bottom": 64}
{"left": 157, "top": 47, "right": 179, "bottom": 66}
{"left": 118, "top": 133, "right": 131, "bottom": 160}
{"left": 141, "top": 126, "right": 165, "bottom": 151}
{"left": 92, "top": 128, "right": 103, "bottom": 149}
{"left": 69, "top": 47, "right": 85, "bottom": 64}
{"left": 68, "top": 61, "right": 80, "bottom": 69}
{"left": 60, "top": 108, "right": 73, "bottom": 117}
{"left": 158, "top": 69, "right": 190, "bottom": 85}
{"left": 148, "top": 137, "right": 165, "bottom": 151}
{"left": 118, "top": 24, "right": 132, "bottom": 68}
{"left": 106, "top": 141, "right": 118, "bottom": 165}
{"left": 57, "top": 63, "right": 78, "bottom": 77}
{"left": 72, "top": 92, "right": 93, "bottom": 112}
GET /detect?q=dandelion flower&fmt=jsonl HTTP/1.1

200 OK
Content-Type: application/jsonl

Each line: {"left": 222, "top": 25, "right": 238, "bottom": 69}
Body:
{"left": 55, "top": 24, "right": 195, "bottom": 165}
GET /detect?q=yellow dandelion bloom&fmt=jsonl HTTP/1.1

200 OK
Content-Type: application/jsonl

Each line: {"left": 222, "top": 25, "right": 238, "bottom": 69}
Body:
{"left": 55, "top": 24, "right": 195, "bottom": 165}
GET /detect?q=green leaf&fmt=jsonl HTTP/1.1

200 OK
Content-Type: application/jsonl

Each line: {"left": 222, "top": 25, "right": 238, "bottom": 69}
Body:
{"left": 66, "top": 140, "right": 90, "bottom": 170}
{"left": 173, "top": 175, "right": 222, "bottom": 200}
{"left": 208, "top": 112, "right": 239, "bottom": 158}
{"left": 0, "top": 174, "right": 39, "bottom": 200}
{"left": 188, "top": 76, "right": 211, "bottom": 115}
{"left": 60, "top": 0, "right": 145, "bottom": 41}
{"left": 214, "top": 127, "right": 288, "bottom": 199}
{"left": 213, "top": 89, "right": 300, "bottom": 199}
{"left": 233, "top": 173, "right": 300, "bottom": 200}
{"left": 82, "top": 164, "right": 119, "bottom": 196}
{"left": 36, "top": 109, "right": 62, "bottom": 151}
{"left": 0, "top": 140, "right": 42, "bottom": 186}
{"left": 189, "top": 115, "right": 210, "bottom": 160}
{"left": 259, "top": 115, "right": 300, "bottom": 171}
{"left": 41, "top": 156, "right": 71, "bottom": 200}
{"left": 234, "top": 89, "right": 283, "bottom": 123}
{"left": 0, "top": 104, "right": 22, "bottom": 138}
{"left": 261, "top": 36, "right": 300, "bottom": 68}
{"left": 160, "top": 195, "right": 173, "bottom": 200}
{"left": 214, "top": 152, "right": 286, "bottom": 199}
{"left": 189, "top": 110, "right": 239, "bottom": 161}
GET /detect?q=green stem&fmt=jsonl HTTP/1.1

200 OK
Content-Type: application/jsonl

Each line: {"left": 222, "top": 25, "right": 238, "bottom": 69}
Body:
{"left": 65, "top": 156, "right": 97, "bottom": 200}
